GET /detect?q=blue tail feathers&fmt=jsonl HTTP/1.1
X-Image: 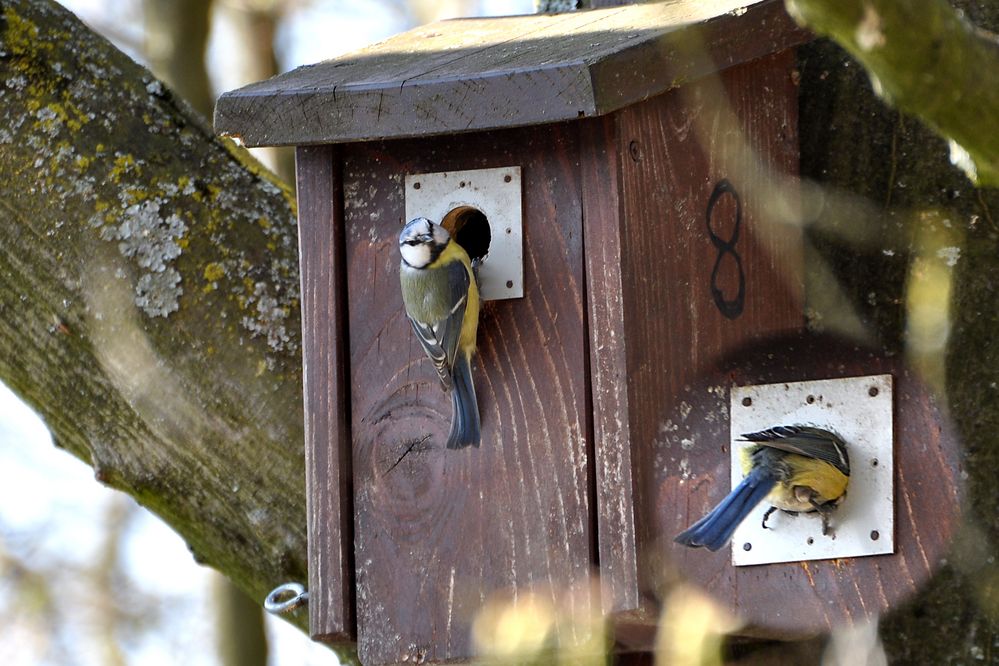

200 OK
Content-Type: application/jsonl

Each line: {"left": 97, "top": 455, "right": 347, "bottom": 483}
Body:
{"left": 446, "top": 355, "right": 481, "bottom": 449}
{"left": 674, "top": 466, "right": 777, "bottom": 551}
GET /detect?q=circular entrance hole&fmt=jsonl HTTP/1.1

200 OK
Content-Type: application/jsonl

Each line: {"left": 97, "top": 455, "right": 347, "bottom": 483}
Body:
{"left": 441, "top": 206, "right": 491, "bottom": 264}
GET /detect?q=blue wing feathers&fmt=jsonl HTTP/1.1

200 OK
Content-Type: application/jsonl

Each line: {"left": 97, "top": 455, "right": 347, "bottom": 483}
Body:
{"left": 446, "top": 354, "right": 480, "bottom": 449}
{"left": 674, "top": 466, "right": 777, "bottom": 551}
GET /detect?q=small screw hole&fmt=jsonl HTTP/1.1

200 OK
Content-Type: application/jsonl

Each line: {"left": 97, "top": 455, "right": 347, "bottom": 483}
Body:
{"left": 413, "top": 182, "right": 421, "bottom": 190}
{"left": 503, "top": 174, "right": 512, "bottom": 183}
{"left": 506, "top": 280, "right": 513, "bottom": 289}
{"left": 871, "top": 458, "right": 879, "bottom": 467}
{"left": 870, "top": 530, "right": 880, "bottom": 541}
{"left": 806, "top": 537, "right": 814, "bottom": 545}
{"left": 869, "top": 386, "right": 879, "bottom": 397}
{"left": 806, "top": 395, "right": 815, "bottom": 404}
{"left": 743, "top": 542, "right": 752, "bottom": 551}
{"left": 629, "top": 140, "right": 641, "bottom": 162}
{"left": 505, "top": 227, "right": 512, "bottom": 234}
{"left": 742, "top": 397, "right": 752, "bottom": 407}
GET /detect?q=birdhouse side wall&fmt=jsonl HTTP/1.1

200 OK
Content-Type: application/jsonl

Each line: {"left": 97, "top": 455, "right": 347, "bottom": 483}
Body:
{"left": 296, "top": 144, "right": 355, "bottom": 643}
{"left": 584, "top": 49, "right": 805, "bottom": 622}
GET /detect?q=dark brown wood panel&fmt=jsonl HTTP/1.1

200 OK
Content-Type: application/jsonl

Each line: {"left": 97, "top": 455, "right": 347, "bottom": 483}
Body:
{"left": 342, "top": 124, "right": 596, "bottom": 665}
{"left": 613, "top": 51, "right": 804, "bottom": 611}
{"left": 579, "top": 116, "right": 645, "bottom": 618}
{"left": 657, "top": 333, "right": 962, "bottom": 635}
{"left": 295, "top": 145, "right": 354, "bottom": 642}
{"left": 214, "top": 1, "right": 810, "bottom": 147}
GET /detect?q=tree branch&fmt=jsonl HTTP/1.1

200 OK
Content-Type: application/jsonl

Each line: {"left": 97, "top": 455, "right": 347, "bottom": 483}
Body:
{"left": 786, "top": 0, "right": 999, "bottom": 186}
{"left": 0, "top": 0, "right": 310, "bottom": 631}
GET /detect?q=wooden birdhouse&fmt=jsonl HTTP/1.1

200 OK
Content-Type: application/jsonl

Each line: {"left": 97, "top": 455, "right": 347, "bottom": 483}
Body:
{"left": 215, "top": 0, "right": 961, "bottom": 663}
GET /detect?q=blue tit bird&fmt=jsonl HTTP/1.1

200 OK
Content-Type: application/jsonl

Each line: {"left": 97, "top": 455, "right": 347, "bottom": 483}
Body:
{"left": 674, "top": 425, "right": 850, "bottom": 551}
{"left": 398, "top": 217, "right": 481, "bottom": 449}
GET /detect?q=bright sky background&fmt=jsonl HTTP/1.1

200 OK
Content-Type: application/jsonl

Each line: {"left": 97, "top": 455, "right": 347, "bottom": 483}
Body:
{"left": 0, "top": 1, "right": 531, "bottom": 664}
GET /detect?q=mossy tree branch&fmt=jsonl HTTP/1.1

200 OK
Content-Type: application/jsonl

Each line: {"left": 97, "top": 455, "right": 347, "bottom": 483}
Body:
{"left": 0, "top": 0, "right": 312, "bottom": 633}
{"left": 786, "top": 0, "right": 999, "bottom": 186}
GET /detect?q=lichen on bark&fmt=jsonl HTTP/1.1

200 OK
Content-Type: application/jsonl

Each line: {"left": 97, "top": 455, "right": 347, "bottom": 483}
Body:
{"left": 0, "top": 0, "right": 313, "bottom": 634}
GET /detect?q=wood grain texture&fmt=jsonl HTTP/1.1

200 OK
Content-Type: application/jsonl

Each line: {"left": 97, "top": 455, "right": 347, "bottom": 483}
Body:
{"left": 214, "top": 0, "right": 810, "bottom": 147}
{"left": 296, "top": 145, "right": 354, "bottom": 642}
{"left": 611, "top": 51, "right": 805, "bottom": 620}
{"left": 579, "top": 116, "right": 644, "bottom": 618}
{"left": 658, "top": 333, "right": 962, "bottom": 635}
{"left": 342, "top": 125, "right": 595, "bottom": 665}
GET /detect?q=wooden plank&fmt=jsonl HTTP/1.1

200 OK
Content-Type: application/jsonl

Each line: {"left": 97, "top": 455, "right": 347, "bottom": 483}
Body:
{"left": 342, "top": 124, "right": 596, "bottom": 665}
{"left": 611, "top": 50, "right": 804, "bottom": 629}
{"left": 214, "top": 0, "right": 810, "bottom": 147}
{"left": 589, "top": 0, "right": 811, "bottom": 114}
{"left": 296, "top": 145, "right": 354, "bottom": 643}
{"left": 578, "top": 116, "right": 644, "bottom": 617}
{"left": 658, "top": 333, "right": 962, "bottom": 635}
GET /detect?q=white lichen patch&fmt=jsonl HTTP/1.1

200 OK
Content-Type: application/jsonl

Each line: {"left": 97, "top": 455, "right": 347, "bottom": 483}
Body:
{"left": 936, "top": 246, "right": 961, "bottom": 267}
{"left": 114, "top": 203, "right": 185, "bottom": 271}
{"left": 240, "top": 281, "right": 292, "bottom": 352}
{"left": 35, "top": 105, "right": 62, "bottom": 137}
{"left": 99, "top": 200, "right": 187, "bottom": 317}
{"left": 135, "top": 269, "right": 183, "bottom": 317}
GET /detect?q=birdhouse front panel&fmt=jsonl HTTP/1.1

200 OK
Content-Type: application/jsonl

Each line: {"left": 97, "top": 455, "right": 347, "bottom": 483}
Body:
{"left": 341, "top": 124, "right": 596, "bottom": 665}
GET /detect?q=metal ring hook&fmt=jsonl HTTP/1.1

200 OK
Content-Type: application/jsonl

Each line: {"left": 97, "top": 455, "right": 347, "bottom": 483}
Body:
{"left": 264, "top": 582, "right": 309, "bottom": 615}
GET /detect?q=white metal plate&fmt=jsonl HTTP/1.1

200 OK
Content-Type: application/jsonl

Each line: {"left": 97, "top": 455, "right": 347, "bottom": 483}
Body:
{"left": 405, "top": 166, "right": 523, "bottom": 301}
{"left": 729, "top": 374, "right": 894, "bottom": 566}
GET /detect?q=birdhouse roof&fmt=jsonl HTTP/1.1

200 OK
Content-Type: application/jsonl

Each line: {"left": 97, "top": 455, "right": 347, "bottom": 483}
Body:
{"left": 214, "top": 0, "right": 809, "bottom": 147}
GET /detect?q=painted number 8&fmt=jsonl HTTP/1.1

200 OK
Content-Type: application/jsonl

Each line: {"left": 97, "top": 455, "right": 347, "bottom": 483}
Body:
{"left": 706, "top": 179, "right": 745, "bottom": 319}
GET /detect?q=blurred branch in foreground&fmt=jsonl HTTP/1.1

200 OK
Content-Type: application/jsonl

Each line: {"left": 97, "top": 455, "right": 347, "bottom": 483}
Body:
{"left": 786, "top": 0, "right": 999, "bottom": 186}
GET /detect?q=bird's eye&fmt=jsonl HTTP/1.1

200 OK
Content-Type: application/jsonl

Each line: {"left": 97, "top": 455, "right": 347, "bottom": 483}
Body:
{"left": 404, "top": 239, "right": 420, "bottom": 246}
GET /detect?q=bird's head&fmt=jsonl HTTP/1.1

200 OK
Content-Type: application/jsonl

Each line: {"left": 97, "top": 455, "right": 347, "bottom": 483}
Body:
{"left": 399, "top": 217, "right": 451, "bottom": 268}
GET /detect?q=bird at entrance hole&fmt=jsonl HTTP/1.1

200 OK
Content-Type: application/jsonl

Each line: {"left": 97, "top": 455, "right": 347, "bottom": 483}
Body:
{"left": 674, "top": 425, "right": 850, "bottom": 551}
{"left": 398, "top": 217, "right": 481, "bottom": 449}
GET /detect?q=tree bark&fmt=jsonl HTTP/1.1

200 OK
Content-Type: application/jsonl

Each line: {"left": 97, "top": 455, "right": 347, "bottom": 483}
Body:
{"left": 0, "top": 0, "right": 312, "bottom": 636}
